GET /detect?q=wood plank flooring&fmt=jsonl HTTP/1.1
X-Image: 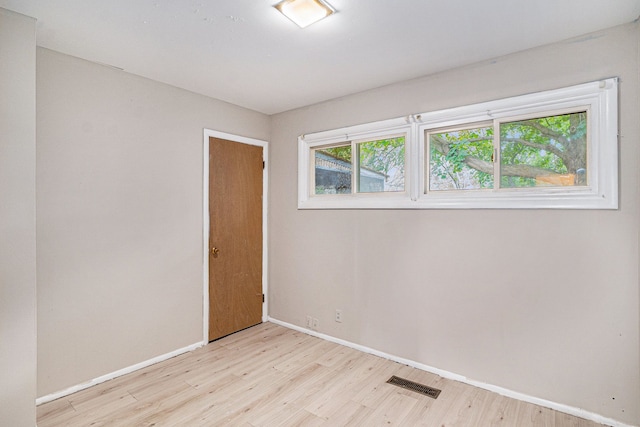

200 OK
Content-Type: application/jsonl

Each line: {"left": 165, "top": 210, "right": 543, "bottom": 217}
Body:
{"left": 37, "top": 322, "right": 608, "bottom": 426}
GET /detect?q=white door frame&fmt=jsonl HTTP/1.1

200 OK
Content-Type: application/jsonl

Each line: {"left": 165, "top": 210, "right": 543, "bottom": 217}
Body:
{"left": 202, "top": 129, "right": 269, "bottom": 344}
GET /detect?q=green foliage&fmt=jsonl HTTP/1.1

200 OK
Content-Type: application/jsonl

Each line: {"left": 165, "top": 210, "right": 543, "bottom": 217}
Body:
{"left": 430, "top": 126, "right": 493, "bottom": 190}
{"left": 430, "top": 111, "right": 587, "bottom": 190}
{"left": 321, "top": 145, "right": 352, "bottom": 162}
{"left": 500, "top": 112, "right": 586, "bottom": 187}
{"left": 318, "top": 137, "right": 406, "bottom": 192}
{"left": 445, "top": 145, "right": 468, "bottom": 172}
{"left": 358, "top": 137, "right": 405, "bottom": 174}
{"left": 318, "top": 137, "right": 405, "bottom": 176}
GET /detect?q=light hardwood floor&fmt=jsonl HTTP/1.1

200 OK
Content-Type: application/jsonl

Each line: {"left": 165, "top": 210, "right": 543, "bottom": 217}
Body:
{"left": 37, "top": 322, "right": 608, "bottom": 426}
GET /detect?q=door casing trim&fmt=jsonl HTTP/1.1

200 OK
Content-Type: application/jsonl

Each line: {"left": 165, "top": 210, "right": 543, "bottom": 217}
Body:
{"left": 202, "top": 129, "right": 269, "bottom": 344}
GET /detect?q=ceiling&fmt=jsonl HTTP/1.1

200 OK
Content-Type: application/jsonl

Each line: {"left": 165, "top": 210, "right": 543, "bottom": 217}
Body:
{"left": 2, "top": 1, "right": 639, "bottom": 115}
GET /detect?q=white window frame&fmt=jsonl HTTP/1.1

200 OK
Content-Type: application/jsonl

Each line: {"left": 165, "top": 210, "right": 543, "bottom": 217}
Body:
{"left": 298, "top": 118, "right": 414, "bottom": 209}
{"left": 298, "top": 78, "right": 618, "bottom": 209}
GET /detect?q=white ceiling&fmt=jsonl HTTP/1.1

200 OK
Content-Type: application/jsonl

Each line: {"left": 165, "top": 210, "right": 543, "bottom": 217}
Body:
{"left": 2, "top": 0, "right": 639, "bottom": 114}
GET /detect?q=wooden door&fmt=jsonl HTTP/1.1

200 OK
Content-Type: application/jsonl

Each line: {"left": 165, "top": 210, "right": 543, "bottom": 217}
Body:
{"left": 209, "top": 137, "right": 263, "bottom": 341}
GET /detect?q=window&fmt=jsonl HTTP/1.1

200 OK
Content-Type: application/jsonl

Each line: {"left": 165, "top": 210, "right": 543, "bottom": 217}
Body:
{"left": 298, "top": 78, "right": 618, "bottom": 209}
{"left": 500, "top": 111, "right": 588, "bottom": 189}
{"left": 426, "top": 110, "right": 589, "bottom": 192}
{"left": 357, "top": 136, "right": 405, "bottom": 193}
{"left": 313, "top": 135, "right": 405, "bottom": 195}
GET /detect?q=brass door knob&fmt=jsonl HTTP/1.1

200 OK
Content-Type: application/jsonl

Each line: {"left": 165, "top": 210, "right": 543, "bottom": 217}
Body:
{"left": 211, "top": 247, "right": 220, "bottom": 256}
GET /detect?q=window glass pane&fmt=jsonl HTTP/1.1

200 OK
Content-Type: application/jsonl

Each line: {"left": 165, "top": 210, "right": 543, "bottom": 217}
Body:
{"left": 357, "top": 137, "right": 405, "bottom": 193}
{"left": 314, "top": 146, "right": 352, "bottom": 194}
{"left": 500, "top": 111, "right": 587, "bottom": 188}
{"left": 428, "top": 126, "right": 494, "bottom": 191}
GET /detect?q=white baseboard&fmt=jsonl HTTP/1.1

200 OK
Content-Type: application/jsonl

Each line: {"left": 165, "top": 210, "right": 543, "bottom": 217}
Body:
{"left": 36, "top": 341, "right": 205, "bottom": 405}
{"left": 267, "top": 317, "right": 634, "bottom": 427}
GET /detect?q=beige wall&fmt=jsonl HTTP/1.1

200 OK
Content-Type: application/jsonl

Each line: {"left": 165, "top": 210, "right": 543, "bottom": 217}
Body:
{"left": 0, "top": 8, "right": 37, "bottom": 427}
{"left": 36, "top": 48, "right": 270, "bottom": 396}
{"left": 269, "top": 22, "right": 640, "bottom": 425}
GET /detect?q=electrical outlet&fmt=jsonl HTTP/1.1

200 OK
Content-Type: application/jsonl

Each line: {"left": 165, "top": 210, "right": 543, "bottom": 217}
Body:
{"left": 306, "top": 315, "right": 312, "bottom": 328}
{"left": 312, "top": 318, "right": 319, "bottom": 330}
{"left": 335, "top": 309, "right": 343, "bottom": 323}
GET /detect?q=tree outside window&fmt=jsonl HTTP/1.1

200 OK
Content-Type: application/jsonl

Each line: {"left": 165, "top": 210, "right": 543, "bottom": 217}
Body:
{"left": 428, "top": 111, "right": 587, "bottom": 191}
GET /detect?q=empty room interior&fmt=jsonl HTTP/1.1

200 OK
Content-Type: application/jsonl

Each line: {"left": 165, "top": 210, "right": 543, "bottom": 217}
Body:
{"left": 2, "top": 1, "right": 640, "bottom": 426}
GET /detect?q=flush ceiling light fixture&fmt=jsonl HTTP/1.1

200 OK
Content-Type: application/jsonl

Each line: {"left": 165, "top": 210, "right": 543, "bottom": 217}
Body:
{"left": 274, "top": 0, "right": 336, "bottom": 28}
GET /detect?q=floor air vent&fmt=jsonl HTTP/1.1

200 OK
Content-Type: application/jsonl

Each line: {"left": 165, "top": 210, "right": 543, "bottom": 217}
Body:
{"left": 386, "top": 375, "right": 441, "bottom": 399}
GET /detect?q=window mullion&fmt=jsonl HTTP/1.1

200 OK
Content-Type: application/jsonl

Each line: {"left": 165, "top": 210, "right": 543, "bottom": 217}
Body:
{"left": 493, "top": 120, "right": 500, "bottom": 191}
{"left": 410, "top": 122, "right": 420, "bottom": 201}
{"left": 352, "top": 140, "right": 358, "bottom": 194}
